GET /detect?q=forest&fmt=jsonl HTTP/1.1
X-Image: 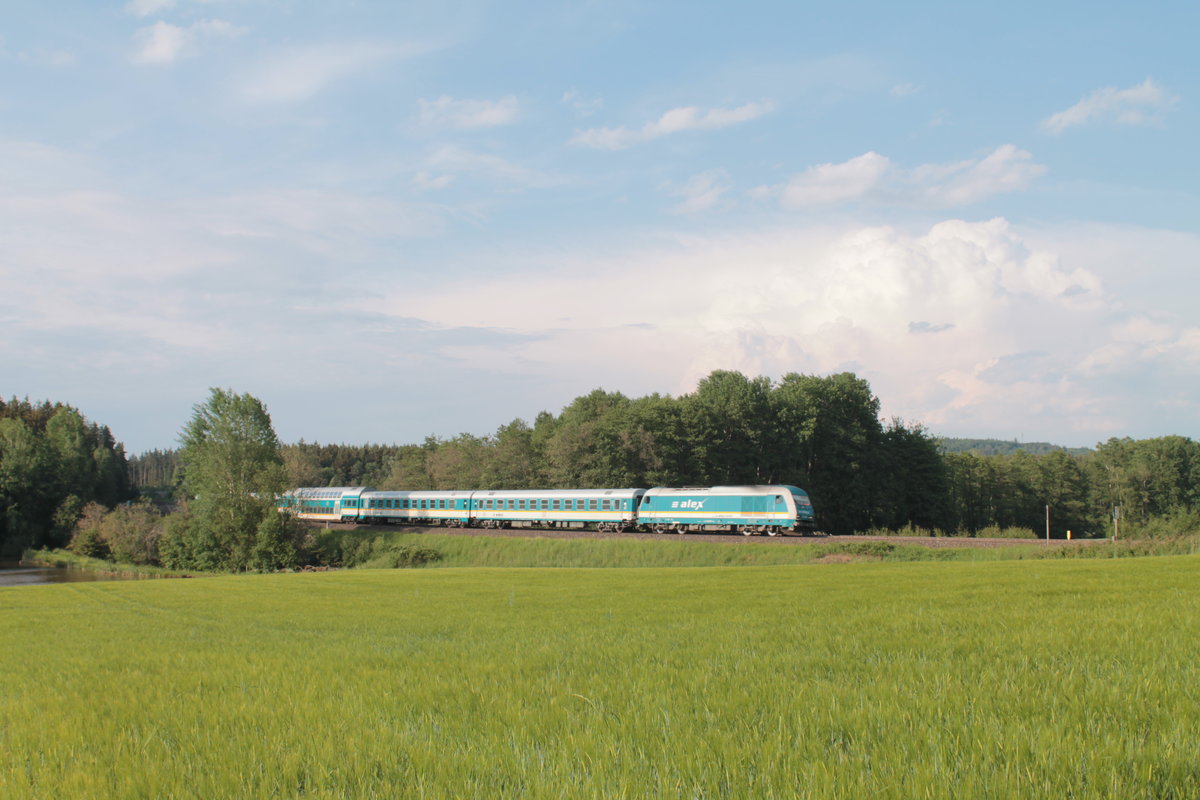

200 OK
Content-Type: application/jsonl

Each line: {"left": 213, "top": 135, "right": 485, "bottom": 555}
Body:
{"left": 5, "top": 371, "right": 1199, "bottom": 565}
{"left": 128, "top": 370, "right": 1199, "bottom": 541}
{"left": 0, "top": 398, "right": 134, "bottom": 558}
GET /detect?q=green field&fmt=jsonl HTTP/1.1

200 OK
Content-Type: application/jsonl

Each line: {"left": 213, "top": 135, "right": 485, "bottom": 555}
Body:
{"left": 3, "top": 557, "right": 1199, "bottom": 798}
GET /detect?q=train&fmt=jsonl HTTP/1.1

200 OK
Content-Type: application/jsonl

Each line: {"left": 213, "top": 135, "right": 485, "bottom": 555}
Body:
{"left": 278, "top": 484, "right": 818, "bottom": 536}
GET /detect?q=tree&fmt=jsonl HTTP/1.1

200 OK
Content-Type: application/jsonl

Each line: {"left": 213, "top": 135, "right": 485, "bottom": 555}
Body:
{"left": 770, "top": 373, "right": 885, "bottom": 533}
{"left": 682, "top": 371, "right": 773, "bottom": 485}
{"left": 177, "top": 389, "right": 288, "bottom": 570}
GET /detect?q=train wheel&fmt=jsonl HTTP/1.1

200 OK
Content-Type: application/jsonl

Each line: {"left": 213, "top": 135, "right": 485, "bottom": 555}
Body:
{"left": 766, "top": 529, "right": 779, "bottom": 536}
{"left": 742, "top": 527, "right": 753, "bottom": 536}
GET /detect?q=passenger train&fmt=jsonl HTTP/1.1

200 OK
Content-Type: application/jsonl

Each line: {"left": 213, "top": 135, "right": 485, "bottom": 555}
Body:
{"left": 278, "top": 484, "right": 817, "bottom": 536}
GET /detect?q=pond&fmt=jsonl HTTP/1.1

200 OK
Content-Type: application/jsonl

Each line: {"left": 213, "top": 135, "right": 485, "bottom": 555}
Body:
{"left": 0, "top": 562, "right": 134, "bottom": 587}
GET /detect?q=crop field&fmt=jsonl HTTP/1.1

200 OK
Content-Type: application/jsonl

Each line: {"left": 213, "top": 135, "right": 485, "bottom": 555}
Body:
{"left": 3, "top": 557, "right": 1199, "bottom": 799}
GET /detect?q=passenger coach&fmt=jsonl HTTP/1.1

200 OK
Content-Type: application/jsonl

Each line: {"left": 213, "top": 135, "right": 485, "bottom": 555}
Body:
{"left": 277, "top": 487, "right": 368, "bottom": 522}
{"left": 471, "top": 488, "right": 644, "bottom": 532}
{"left": 357, "top": 491, "right": 474, "bottom": 527}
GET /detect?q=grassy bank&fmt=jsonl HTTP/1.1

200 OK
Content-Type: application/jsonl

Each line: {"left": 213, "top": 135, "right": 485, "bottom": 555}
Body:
{"left": 20, "top": 548, "right": 208, "bottom": 578}
{"left": 317, "top": 528, "right": 1200, "bottom": 570}
{"left": 3, "top": 556, "right": 1198, "bottom": 798}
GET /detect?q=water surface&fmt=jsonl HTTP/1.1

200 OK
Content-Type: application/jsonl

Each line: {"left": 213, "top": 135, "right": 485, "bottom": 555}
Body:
{"left": 0, "top": 562, "right": 132, "bottom": 587}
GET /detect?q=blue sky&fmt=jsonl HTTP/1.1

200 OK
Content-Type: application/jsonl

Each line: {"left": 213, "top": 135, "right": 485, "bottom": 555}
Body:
{"left": 3, "top": 0, "right": 1197, "bottom": 453}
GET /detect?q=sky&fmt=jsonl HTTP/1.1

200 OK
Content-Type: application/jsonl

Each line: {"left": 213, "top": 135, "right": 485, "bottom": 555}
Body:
{"left": 2, "top": 0, "right": 1198, "bottom": 454}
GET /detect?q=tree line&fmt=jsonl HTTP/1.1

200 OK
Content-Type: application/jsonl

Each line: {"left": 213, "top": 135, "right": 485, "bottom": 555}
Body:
{"left": 8, "top": 372, "right": 1197, "bottom": 572}
{"left": 0, "top": 398, "right": 133, "bottom": 558}
{"left": 126, "top": 370, "right": 1200, "bottom": 540}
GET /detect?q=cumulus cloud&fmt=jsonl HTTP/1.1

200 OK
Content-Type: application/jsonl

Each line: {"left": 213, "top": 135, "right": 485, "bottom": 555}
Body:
{"left": 354, "top": 218, "right": 1200, "bottom": 442}
{"left": 570, "top": 100, "right": 775, "bottom": 149}
{"left": 132, "top": 19, "right": 244, "bottom": 64}
{"left": 239, "top": 42, "right": 414, "bottom": 103}
{"left": 1041, "top": 79, "right": 1177, "bottom": 134}
{"left": 417, "top": 95, "right": 519, "bottom": 129}
{"left": 764, "top": 145, "right": 1045, "bottom": 209}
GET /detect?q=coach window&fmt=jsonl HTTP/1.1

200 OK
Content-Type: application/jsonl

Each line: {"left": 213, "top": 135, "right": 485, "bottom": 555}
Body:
{"left": 588, "top": 499, "right": 598, "bottom": 510}
{"left": 552, "top": 499, "right": 560, "bottom": 510}
{"left": 601, "top": 500, "right": 611, "bottom": 510}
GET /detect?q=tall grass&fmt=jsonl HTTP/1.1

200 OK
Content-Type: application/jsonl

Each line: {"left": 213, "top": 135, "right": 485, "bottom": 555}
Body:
{"left": 317, "top": 529, "right": 998, "bottom": 568}
{"left": 2, "top": 557, "right": 1199, "bottom": 798}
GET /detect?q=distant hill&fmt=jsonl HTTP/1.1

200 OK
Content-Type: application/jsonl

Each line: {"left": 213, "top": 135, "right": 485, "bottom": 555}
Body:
{"left": 936, "top": 438, "right": 1093, "bottom": 457}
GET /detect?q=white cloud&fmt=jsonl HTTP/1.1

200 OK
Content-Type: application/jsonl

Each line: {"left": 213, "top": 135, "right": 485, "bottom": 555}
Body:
{"left": 413, "top": 171, "right": 455, "bottom": 191}
{"left": 780, "top": 151, "right": 891, "bottom": 207}
{"left": 890, "top": 83, "right": 919, "bottom": 97}
{"left": 125, "top": 0, "right": 176, "bottom": 16}
{"left": 668, "top": 170, "right": 730, "bottom": 214}
{"left": 764, "top": 145, "right": 1045, "bottom": 209}
{"left": 239, "top": 42, "right": 411, "bottom": 103}
{"left": 912, "top": 144, "right": 1046, "bottom": 205}
{"left": 417, "top": 95, "right": 519, "bottom": 129}
{"left": 352, "top": 218, "right": 1200, "bottom": 443}
{"left": 132, "top": 19, "right": 244, "bottom": 64}
{"left": 1041, "top": 79, "right": 1177, "bottom": 134}
{"left": 424, "top": 144, "right": 562, "bottom": 188}
{"left": 570, "top": 100, "right": 775, "bottom": 149}
{"left": 562, "top": 89, "right": 603, "bottom": 116}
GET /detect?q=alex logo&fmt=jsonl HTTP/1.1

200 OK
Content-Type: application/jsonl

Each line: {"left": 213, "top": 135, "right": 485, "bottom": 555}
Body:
{"left": 670, "top": 500, "right": 706, "bottom": 510}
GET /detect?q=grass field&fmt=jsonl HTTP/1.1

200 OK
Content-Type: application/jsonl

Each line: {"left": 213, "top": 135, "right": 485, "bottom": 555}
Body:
{"left": 3, "top": 556, "right": 1199, "bottom": 798}
{"left": 315, "top": 528, "right": 1200, "bottom": 570}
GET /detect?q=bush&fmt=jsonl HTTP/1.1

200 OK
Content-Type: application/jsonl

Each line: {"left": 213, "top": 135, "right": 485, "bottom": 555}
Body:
{"left": 157, "top": 511, "right": 223, "bottom": 572}
{"left": 815, "top": 541, "right": 897, "bottom": 558}
{"left": 1121, "top": 509, "right": 1200, "bottom": 539}
{"left": 99, "top": 502, "right": 162, "bottom": 564}
{"left": 974, "top": 525, "right": 1040, "bottom": 540}
{"left": 68, "top": 502, "right": 111, "bottom": 559}
{"left": 66, "top": 501, "right": 163, "bottom": 564}
{"left": 311, "top": 529, "right": 441, "bottom": 569}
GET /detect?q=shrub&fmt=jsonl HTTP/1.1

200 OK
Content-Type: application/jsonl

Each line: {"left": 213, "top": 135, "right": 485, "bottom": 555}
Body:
{"left": 975, "top": 525, "right": 1040, "bottom": 540}
{"left": 310, "top": 529, "right": 441, "bottom": 569}
{"left": 67, "top": 502, "right": 111, "bottom": 559}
